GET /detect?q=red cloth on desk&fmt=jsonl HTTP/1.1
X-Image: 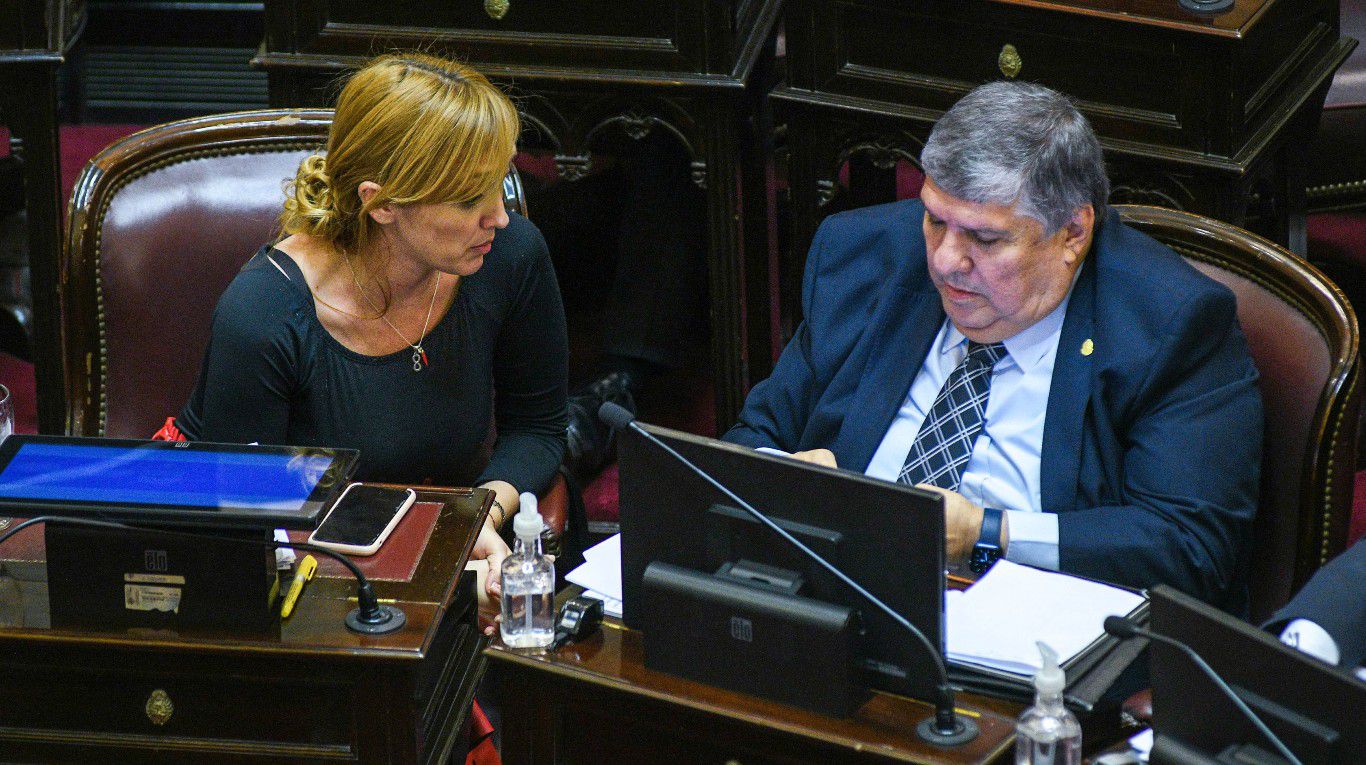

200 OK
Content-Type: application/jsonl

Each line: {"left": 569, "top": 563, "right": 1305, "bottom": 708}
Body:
{"left": 467, "top": 702, "right": 500, "bottom": 765}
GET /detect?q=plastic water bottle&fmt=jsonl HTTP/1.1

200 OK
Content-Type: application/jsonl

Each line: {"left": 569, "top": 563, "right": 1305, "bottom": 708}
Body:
{"left": 1016, "top": 641, "right": 1082, "bottom": 765}
{"left": 500, "top": 492, "right": 555, "bottom": 649}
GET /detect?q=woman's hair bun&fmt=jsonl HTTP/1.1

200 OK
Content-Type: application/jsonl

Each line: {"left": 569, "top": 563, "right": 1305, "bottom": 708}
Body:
{"left": 281, "top": 153, "right": 337, "bottom": 235}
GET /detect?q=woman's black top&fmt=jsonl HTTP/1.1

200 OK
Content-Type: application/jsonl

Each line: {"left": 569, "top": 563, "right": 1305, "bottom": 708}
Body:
{"left": 177, "top": 212, "right": 568, "bottom": 494}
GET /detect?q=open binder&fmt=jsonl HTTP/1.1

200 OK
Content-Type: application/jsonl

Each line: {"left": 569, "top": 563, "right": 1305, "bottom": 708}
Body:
{"left": 948, "top": 599, "right": 1148, "bottom": 712}
{"left": 945, "top": 561, "right": 1149, "bottom": 713}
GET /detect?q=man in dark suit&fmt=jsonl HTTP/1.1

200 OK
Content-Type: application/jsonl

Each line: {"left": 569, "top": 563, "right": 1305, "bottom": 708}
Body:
{"left": 1269, "top": 537, "right": 1366, "bottom": 675}
{"left": 724, "top": 81, "right": 1263, "bottom": 608}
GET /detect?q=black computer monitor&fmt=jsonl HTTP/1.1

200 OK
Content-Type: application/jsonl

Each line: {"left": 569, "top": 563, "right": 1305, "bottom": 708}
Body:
{"left": 618, "top": 423, "right": 946, "bottom": 709}
{"left": 1149, "top": 585, "right": 1366, "bottom": 764}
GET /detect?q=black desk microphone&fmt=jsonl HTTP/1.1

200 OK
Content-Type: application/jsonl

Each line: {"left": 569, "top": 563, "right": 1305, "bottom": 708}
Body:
{"left": 1103, "top": 615, "right": 1301, "bottom": 765}
{"left": 599, "top": 401, "right": 978, "bottom": 746}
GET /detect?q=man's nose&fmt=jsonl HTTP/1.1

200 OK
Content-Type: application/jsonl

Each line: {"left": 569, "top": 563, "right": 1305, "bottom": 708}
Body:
{"left": 932, "top": 230, "right": 971, "bottom": 273}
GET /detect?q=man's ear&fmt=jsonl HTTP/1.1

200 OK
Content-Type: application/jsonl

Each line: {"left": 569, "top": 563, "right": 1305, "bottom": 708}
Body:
{"left": 1060, "top": 204, "right": 1096, "bottom": 264}
{"left": 358, "top": 181, "right": 396, "bottom": 225}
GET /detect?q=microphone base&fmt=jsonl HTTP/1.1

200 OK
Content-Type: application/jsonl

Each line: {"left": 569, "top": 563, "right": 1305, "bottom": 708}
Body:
{"left": 1178, "top": 0, "right": 1233, "bottom": 13}
{"left": 346, "top": 604, "right": 407, "bottom": 634}
{"left": 915, "top": 716, "right": 980, "bottom": 747}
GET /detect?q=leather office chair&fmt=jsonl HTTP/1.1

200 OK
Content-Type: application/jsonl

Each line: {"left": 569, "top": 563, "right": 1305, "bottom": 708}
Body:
{"left": 1116, "top": 205, "right": 1361, "bottom": 623}
{"left": 60, "top": 108, "right": 570, "bottom": 548}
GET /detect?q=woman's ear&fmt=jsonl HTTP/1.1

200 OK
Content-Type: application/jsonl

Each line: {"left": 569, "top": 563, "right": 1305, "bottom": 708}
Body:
{"left": 358, "top": 181, "right": 396, "bottom": 225}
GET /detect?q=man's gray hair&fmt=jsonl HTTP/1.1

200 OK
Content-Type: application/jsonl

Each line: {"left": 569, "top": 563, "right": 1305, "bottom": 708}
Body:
{"left": 920, "top": 81, "right": 1109, "bottom": 234}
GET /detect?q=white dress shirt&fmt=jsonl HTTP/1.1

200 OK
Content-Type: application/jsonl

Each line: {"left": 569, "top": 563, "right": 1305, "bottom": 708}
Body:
{"left": 864, "top": 290, "right": 1074, "bottom": 570}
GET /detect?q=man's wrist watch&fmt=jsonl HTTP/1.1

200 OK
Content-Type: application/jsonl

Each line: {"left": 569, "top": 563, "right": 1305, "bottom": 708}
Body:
{"left": 969, "top": 508, "right": 1005, "bottom": 574}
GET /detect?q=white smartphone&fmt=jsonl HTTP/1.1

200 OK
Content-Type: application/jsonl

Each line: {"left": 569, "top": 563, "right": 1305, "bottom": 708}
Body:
{"left": 307, "top": 483, "right": 416, "bottom": 556}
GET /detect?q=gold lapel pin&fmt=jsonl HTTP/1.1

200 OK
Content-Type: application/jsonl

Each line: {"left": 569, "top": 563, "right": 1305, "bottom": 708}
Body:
{"left": 1081, "top": 339, "right": 1094, "bottom": 356}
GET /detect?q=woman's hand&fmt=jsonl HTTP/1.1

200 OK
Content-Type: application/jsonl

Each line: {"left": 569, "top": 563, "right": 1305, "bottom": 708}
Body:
{"left": 471, "top": 518, "right": 510, "bottom": 635}
{"left": 473, "top": 480, "right": 519, "bottom": 597}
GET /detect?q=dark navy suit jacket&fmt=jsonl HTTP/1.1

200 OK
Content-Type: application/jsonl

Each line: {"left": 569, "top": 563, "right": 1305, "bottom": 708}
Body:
{"left": 725, "top": 200, "right": 1263, "bottom": 607}
{"left": 1266, "top": 538, "right": 1366, "bottom": 669}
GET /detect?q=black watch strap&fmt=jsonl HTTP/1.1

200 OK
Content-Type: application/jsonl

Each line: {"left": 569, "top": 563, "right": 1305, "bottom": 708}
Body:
{"left": 969, "top": 507, "right": 1005, "bottom": 574}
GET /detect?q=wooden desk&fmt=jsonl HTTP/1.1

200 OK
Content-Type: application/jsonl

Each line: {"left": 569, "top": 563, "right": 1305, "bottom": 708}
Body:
{"left": 254, "top": 0, "right": 787, "bottom": 428}
{"left": 488, "top": 620, "right": 1021, "bottom": 765}
{"left": 774, "top": 0, "right": 1355, "bottom": 335}
{"left": 0, "top": 486, "right": 490, "bottom": 764}
{"left": 0, "top": 0, "right": 84, "bottom": 434}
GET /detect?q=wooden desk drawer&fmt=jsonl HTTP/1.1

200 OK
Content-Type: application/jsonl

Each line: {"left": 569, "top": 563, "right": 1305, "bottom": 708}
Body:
{"left": 804, "top": 1, "right": 1191, "bottom": 150}
{"left": 785, "top": 0, "right": 1345, "bottom": 161}
{"left": 275, "top": 0, "right": 718, "bottom": 76}
{"left": 328, "top": 0, "right": 678, "bottom": 40}
{"left": 0, "top": 654, "right": 356, "bottom": 757}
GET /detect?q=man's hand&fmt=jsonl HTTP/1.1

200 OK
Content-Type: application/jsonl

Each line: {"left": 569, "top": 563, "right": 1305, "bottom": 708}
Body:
{"left": 790, "top": 448, "right": 838, "bottom": 468}
{"left": 914, "top": 484, "right": 995, "bottom": 566}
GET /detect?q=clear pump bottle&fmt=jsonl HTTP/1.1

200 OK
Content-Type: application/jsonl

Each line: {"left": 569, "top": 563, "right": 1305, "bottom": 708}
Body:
{"left": 1015, "top": 641, "right": 1082, "bottom": 765}
{"left": 499, "top": 492, "right": 555, "bottom": 649}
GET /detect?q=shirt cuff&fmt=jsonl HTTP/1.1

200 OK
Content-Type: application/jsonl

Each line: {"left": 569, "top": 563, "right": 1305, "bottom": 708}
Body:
{"left": 1279, "top": 618, "right": 1341, "bottom": 666}
{"left": 1004, "top": 510, "right": 1059, "bottom": 571}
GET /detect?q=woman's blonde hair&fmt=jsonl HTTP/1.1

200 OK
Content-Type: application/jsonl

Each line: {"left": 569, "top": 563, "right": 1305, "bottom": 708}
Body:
{"left": 280, "top": 52, "right": 519, "bottom": 273}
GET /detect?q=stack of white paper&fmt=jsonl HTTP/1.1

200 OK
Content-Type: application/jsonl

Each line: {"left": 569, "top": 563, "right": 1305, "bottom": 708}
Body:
{"left": 945, "top": 560, "right": 1145, "bottom": 676}
{"left": 566, "top": 534, "right": 623, "bottom": 617}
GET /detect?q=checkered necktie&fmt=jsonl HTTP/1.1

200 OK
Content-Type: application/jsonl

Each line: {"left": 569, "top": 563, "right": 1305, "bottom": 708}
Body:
{"left": 897, "top": 341, "right": 1007, "bottom": 489}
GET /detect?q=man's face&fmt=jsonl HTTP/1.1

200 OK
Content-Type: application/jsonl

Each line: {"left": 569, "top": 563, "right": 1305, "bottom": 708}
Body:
{"left": 920, "top": 176, "right": 1092, "bottom": 344}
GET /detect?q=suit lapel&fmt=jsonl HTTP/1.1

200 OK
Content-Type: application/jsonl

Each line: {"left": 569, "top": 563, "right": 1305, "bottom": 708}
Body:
{"left": 1040, "top": 251, "right": 1097, "bottom": 513}
{"left": 831, "top": 285, "right": 944, "bottom": 472}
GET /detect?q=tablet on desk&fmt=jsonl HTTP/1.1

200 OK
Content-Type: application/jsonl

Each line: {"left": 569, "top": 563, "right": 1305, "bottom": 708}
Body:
{"left": 0, "top": 435, "right": 358, "bottom": 529}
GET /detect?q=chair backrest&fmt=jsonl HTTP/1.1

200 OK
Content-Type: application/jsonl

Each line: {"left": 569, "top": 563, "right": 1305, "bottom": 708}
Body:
{"left": 62, "top": 108, "right": 526, "bottom": 440}
{"left": 1115, "top": 205, "right": 1361, "bottom": 621}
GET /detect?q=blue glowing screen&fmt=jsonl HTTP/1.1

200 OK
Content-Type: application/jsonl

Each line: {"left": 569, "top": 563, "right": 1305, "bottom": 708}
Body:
{"left": 0, "top": 443, "right": 334, "bottom": 511}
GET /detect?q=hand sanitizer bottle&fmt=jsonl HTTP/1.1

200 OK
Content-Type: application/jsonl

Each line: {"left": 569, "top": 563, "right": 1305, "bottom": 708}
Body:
{"left": 500, "top": 492, "right": 555, "bottom": 649}
{"left": 1016, "top": 641, "right": 1082, "bottom": 765}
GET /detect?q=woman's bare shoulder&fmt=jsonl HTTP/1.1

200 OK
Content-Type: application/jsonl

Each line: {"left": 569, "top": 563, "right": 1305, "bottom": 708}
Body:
{"left": 271, "top": 233, "right": 332, "bottom": 283}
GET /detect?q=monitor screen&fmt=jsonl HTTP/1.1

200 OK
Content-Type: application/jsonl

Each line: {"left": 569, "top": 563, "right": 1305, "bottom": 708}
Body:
{"left": 1150, "top": 585, "right": 1365, "bottom": 764}
{"left": 618, "top": 423, "right": 946, "bottom": 703}
{"left": 0, "top": 436, "right": 358, "bottom": 529}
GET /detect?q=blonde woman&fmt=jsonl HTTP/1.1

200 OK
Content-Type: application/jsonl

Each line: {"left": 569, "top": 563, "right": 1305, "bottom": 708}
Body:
{"left": 177, "top": 53, "right": 567, "bottom": 603}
